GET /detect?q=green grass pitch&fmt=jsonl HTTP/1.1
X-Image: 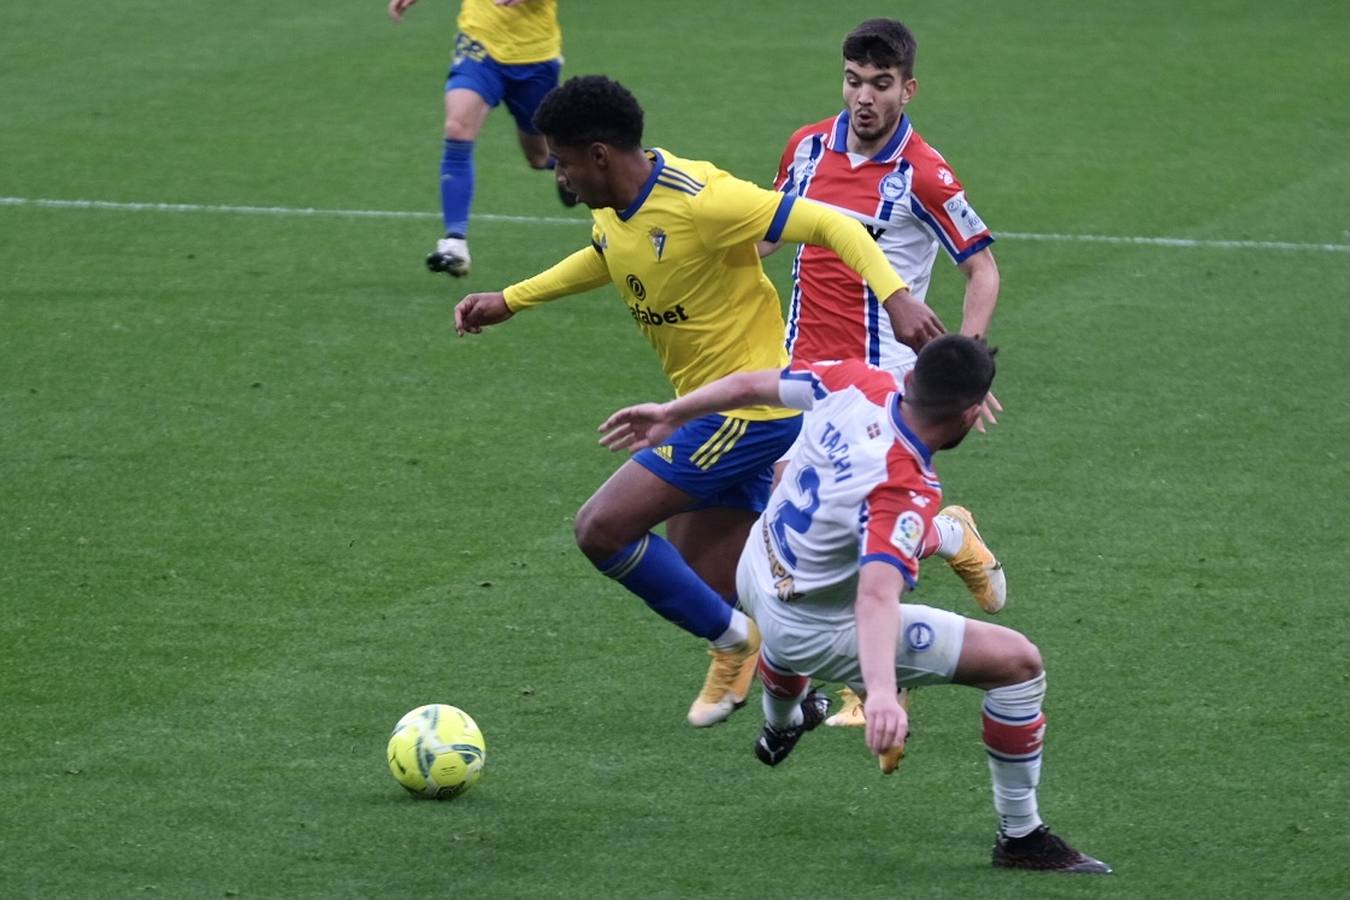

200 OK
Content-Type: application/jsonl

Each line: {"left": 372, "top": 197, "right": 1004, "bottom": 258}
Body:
{"left": 2, "top": 1, "right": 1347, "bottom": 896}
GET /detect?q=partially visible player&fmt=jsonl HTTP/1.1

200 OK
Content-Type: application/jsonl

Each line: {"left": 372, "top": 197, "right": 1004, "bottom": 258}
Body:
{"left": 598, "top": 337, "right": 1111, "bottom": 874}
{"left": 454, "top": 75, "right": 942, "bottom": 728}
{"left": 389, "top": 0, "right": 577, "bottom": 278}
{"left": 763, "top": 18, "right": 1007, "bottom": 727}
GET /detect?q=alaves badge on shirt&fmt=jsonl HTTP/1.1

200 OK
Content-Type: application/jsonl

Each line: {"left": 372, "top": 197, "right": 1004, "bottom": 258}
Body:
{"left": 879, "top": 171, "right": 909, "bottom": 202}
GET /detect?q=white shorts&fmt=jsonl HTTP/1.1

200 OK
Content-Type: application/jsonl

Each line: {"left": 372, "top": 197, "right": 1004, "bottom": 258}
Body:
{"left": 739, "top": 556, "right": 965, "bottom": 690}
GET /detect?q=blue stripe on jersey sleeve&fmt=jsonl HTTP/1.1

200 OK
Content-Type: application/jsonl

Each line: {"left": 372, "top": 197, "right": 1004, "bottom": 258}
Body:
{"left": 951, "top": 235, "right": 996, "bottom": 263}
{"left": 859, "top": 552, "right": 919, "bottom": 588}
{"left": 908, "top": 195, "right": 960, "bottom": 258}
{"left": 765, "top": 194, "right": 796, "bottom": 243}
{"left": 780, "top": 367, "right": 827, "bottom": 399}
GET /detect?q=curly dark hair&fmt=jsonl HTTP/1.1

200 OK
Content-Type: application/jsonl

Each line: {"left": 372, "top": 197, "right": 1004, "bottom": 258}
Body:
{"left": 907, "top": 335, "right": 997, "bottom": 421}
{"left": 532, "top": 75, "right": 645, "bottom": 150}
{"left": 842, "top": 18, "right": 918, "bottom": 79}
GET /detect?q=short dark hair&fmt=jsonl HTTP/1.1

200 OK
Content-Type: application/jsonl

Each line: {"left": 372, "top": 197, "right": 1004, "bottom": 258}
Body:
{"left": 906, "top": 335, "right": 997, "bottom": 421}
{"left": 842, "top": 18, "right": 918, "bottom": 79}
{"left": 532, "top": 75, "right": 644, "bottom": 150}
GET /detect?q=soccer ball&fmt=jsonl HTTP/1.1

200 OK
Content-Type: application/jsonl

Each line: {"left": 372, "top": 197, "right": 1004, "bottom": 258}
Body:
{"left": 386, "top": 704, "right": 486, "bottom": 799}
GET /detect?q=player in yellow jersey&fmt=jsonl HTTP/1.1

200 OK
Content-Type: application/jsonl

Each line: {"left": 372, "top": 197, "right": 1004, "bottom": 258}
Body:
{"left": 454, "top": 76, "right": 945, "bottom": 727}
{"left": 388, "top": 0, "right": 575, "bottom": 278}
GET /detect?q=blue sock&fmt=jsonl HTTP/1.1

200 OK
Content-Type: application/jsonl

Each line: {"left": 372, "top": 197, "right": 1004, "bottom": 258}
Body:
{"left": 439, "top": 138, "right": 474, "bottom": 237}
{"left": 596, "top": 533, "right": 733, "bottom": 640}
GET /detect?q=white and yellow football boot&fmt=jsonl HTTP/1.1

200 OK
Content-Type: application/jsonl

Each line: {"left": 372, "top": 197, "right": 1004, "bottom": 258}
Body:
{"left": 824, "top": 685, "right": 914, "bottom": 772}
{"left": 825, "top": 686, "right": 866, "bottom": 727}
{"left": 687, "top": 620, "right": 761, "bottom": 727}
{"left": 940, "top": 505, "right": 1007, "bottom": 614}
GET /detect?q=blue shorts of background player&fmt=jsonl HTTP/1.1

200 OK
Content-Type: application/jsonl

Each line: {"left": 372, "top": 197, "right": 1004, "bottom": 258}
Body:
{"left": 446, "top": 33, "right": 561, "bottom": 138}
{"left": 425, "top": 33, "right": 577, "bottom": 279}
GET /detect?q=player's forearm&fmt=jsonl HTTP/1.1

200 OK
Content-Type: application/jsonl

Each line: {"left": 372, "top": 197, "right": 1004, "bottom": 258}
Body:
{"left": 502, "top": 247, "right": 610, "bottom": 312}
{"left": 957, "top": 250, "right": 1000, "bottom": 339}
{"left": 777, "top": 200, "right": 907, "bottom": 298}
{"left": 664, "top": 370, "right": 782, "bottom": 423}
{"left": 855, "top": 565, "right": 903, "bottom": 700}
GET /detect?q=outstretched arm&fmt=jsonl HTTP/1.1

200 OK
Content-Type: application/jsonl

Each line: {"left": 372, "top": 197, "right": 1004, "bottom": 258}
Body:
{"left": 388, "top": 0, "right": 417, "bottom": 22}
{"left": 598, "top": 369, "right": 783, "bottom": 452}
{"left": 454, "top": 246, "right": 610, "bottom": 336}
{"left": 778, "top": 199, "right": 945, "bottom": 349}
{"left": 855, "top": 561, "right": 908, "bottom": 757}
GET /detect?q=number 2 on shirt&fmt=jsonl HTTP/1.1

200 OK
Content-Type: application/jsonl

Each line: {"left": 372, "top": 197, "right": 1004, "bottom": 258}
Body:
{"left": 770, "top": 466, "right": 821, "bottom": 568}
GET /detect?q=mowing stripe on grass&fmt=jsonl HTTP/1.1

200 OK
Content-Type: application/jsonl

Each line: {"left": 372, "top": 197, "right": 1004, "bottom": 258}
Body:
{"left": 3, "top": 195, "right": 1347, "bottom": 253}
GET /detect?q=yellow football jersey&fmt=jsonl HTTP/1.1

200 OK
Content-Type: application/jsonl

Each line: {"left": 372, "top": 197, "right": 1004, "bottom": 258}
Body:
{"left": 503, "top": 148, "right": 906, "bottom": 421}
{"left": 457, "top": 0, "right": 561, "bottom": 65}
{"left": 585, "top": 149, "right": 796, "bottom": 421}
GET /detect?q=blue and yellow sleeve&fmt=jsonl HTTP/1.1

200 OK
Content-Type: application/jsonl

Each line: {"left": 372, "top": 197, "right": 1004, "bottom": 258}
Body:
{"left": 688, "top": 173, "right": 797, "bottom": 250}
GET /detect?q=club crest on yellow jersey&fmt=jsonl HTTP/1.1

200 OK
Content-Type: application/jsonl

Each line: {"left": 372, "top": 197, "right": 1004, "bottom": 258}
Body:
{"left": 648, "top": 227, "right": 667, "bottom": 261}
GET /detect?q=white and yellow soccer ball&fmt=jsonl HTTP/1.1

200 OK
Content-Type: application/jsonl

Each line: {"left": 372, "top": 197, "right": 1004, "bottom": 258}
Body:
{"left": 387, "top": 704, "right": 486, "bottom": 799}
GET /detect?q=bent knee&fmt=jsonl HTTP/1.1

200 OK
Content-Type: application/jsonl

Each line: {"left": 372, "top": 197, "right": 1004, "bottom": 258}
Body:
{"left": 574, "top": 503, "right": 626, "bottom": 563}
{"left": 1009, "top": 635, "right": 1043, "bottom": 683}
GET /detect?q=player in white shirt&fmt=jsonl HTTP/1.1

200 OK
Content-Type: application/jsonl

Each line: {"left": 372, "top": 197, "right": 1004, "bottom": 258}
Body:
{"left": 598, "top": 337, "right": 1111, "bottom": 875}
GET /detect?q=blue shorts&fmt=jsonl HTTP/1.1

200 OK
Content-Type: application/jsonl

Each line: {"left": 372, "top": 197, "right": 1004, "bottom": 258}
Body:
{"left": 445, "top": 33, "right": 562, "bottom": 135}
{"left": 633, "top": 414, "right": 802, "bottom": 513}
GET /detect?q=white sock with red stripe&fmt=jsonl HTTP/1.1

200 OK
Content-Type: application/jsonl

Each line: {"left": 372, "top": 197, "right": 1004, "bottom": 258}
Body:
{"left": 982, "top": 671, "right": 1047, "bottom": 838}
{"left": 757, "top": 655, "right": 810, "bottom": 730}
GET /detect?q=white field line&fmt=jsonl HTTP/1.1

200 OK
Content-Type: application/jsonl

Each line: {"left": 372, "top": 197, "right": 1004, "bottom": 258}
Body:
{"left": 997, "top": 229, "right": 1349, "bottom": 253}
{"left": 2, "top": 195, "right": 1347, "bottom": 253}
